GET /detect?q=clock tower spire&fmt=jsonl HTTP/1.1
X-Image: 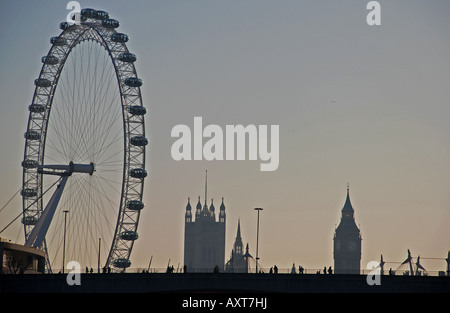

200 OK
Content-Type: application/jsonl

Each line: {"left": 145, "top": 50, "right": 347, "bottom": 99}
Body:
{"left": 333, "top": 185, "right": 362, "bottom": 274}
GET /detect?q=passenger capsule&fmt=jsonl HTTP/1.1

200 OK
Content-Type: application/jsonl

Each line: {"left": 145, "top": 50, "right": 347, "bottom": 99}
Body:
{"left": 29, "top": 104, "right": 46, "bottom": 113}
{"left": 34, "top": 78, "right": 52, "bottom": 88}
{"left": 42, "top": 55, "right": 59, "bottom": 65}
{"left": 113, "top": 258, "right": 131, "bottom": 268}
{"left": 59, "top": 22, "right": 71, "bottom": 30}
{"left": 128, "top": 106, "right": 146, "bottom": 116}
{"left": 111, "top": 33, "right": 128, "bottom": 43}
{"left": 81, "top": 8, "right": 97, "bottom": 18}
{"left": 130, "top": 136, "right": 148, "bottom": 147}
{"left": 24, "top": 131, "right": 41, "bottom": 141}
{"left": 50, "top": 36, "right": 67, "bottom": 46}
{"left": 22, "top": 216, "right": 38, "bottom": 225}
{"left": 94, "top": 10, "right": 109, "bottom": 20}
{"left": 124, "top": 77, "right": 142, "bottom": 88}
{"left": 130, "top": 168, "right": 147, "bottom": 179}
{"left": 120, "top": 230, "right": 139, "bottom": 241}
{"left": 22, "top": 159, "right": 38, "bottom": 169}
{"left": 21, "top": 188, "right": 37, "bottom": 198}
{"left": 126, "top": 200, "right": 145, "bottom": 210}
{"left": 102, "top": 19, "right": 119, "bottom": 29}
{"left": 118, "top": 52, "right": 136, "bottom": 63}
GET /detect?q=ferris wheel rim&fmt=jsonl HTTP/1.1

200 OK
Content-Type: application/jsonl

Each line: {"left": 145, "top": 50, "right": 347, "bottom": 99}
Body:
{"left": 21, "top": 9, "right": 146, "bottom": 273}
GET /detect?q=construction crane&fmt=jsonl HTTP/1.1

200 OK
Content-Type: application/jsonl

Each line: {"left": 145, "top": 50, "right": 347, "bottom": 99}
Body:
{"left": 398, "top": 249, "right": 427, "bottom": 276}
{"left": 415, "top": 256, "right": 426, "bottom": 276}
{"left": 400, "top": 249, "right": 414, "bottom": 275}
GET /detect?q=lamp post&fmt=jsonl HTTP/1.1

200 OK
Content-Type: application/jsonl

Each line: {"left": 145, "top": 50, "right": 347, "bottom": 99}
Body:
{"left": 98, "top": 238, "right": 101, "bottom": 273}
{"left": 254, "top": 207, "right": 263, "bottom": 273}
{"left": 62, "top": 210, "right": 69, "bottom": 274}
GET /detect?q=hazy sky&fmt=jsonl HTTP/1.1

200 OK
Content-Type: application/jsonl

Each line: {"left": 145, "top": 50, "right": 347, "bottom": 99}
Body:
{"left": 1, "top": 0, "right": 449, "bottom": 273}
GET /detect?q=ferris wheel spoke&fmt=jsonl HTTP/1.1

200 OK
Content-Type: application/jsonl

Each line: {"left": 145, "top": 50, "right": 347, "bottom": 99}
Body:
{"left": 86, "top": 178, "right": 118, "bottom": 235}
{"left": 48, "top": 100, "right": 78, "bottom": 160}
{"left": 57, "top": 175, "right": 116, "bottom": 267}
{"left": 44, "top": 177, "right": 84, "bottom": 267}
{"left": 82, "top": 110, "right": 122, "bottom": 163}
{"left": 95, "top": 149, "right": 123, "bottom": 168}
{"left": 75, "top": 49, "right": 116, "bottom": 161}
{"left": 94, "top": 126, "right": 124, "bottom": 163}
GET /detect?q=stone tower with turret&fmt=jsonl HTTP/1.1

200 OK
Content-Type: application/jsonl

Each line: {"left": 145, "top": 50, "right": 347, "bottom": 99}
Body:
{"left": 184, "top": 171, "right": 226, "bottom": 272}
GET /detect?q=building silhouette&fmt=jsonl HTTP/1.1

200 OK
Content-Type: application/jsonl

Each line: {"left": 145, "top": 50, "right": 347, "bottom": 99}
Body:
{"left": 184, "top": 172, "right": 226, "bottom": 272}
{"left": 0, "top": 237, "right": 45, "bottom": 274}
{"left": 333, "top": 185, "right": 362, "bottom": 274}
{"left": 225, "top": 220, "right": 253, "bottom": 273}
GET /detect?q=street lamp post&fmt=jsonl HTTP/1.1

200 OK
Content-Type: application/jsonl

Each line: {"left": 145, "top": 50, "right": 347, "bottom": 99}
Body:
{"left": 98, "top": 238, "right": 101, "bottom": 273}
{"left": 254, "top": 207, "right": 263, "bottom": 273}
{"left": 62, "top": 210, "right": 69, "bottom": 274}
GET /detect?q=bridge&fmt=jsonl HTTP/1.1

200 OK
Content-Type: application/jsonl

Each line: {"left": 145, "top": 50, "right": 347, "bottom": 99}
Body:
{"left": 2, "top": 272, "right": 450, "bottom": 293}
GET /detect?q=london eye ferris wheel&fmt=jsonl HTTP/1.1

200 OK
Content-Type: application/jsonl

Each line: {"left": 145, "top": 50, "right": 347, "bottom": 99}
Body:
{"left": 21, "top": 8, "right": 147, "bottom": 273}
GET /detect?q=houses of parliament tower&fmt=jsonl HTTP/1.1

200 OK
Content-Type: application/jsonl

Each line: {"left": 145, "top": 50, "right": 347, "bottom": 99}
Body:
{"left": 184, "top": 172, "right": 226, "bottom": 272}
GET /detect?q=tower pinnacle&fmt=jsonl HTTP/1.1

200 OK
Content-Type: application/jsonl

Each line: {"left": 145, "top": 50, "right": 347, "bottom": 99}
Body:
{"left": 233, "top": 219, "right": 243, "bottom": 255}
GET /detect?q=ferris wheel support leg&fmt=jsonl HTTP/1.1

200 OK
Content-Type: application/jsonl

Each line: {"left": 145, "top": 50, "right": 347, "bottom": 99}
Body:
{"left": 25, "top": 176, "right": 69, "bottom": 248}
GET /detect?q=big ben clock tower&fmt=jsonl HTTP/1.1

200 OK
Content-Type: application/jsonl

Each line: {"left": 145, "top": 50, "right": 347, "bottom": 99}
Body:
{"left": 333, "top": 185, "right": 362, "bottom": 274}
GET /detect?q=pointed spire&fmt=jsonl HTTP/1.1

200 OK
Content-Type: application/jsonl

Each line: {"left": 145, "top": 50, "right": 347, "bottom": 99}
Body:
{"left": 185, "top": 198, "right": 192, "bottom": 222}
{"left": 342, "top": 184, "right": 354, "bottom": 218}
{"left": 201, "top": 170, "right": 210, "bottom": 214}
{"left": 210, "top": 198, "right": 215, "bottom": 212}
{"left": 196, "top": 196, "right": 202, "bottom": 211}
{"left": 219, "top": 197, "right": 226, "bottom": 223}
{"left": 236, "top": 219, "right": 242, "bottom": 240}
{"left": 233, "top": 219, "right": 243, "bottom": 255}
{"left": 245, "top": 243, "right": 250, "bottom": 255}
{"left": 186, "top": 197, "right": 191, "bottom": 211}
